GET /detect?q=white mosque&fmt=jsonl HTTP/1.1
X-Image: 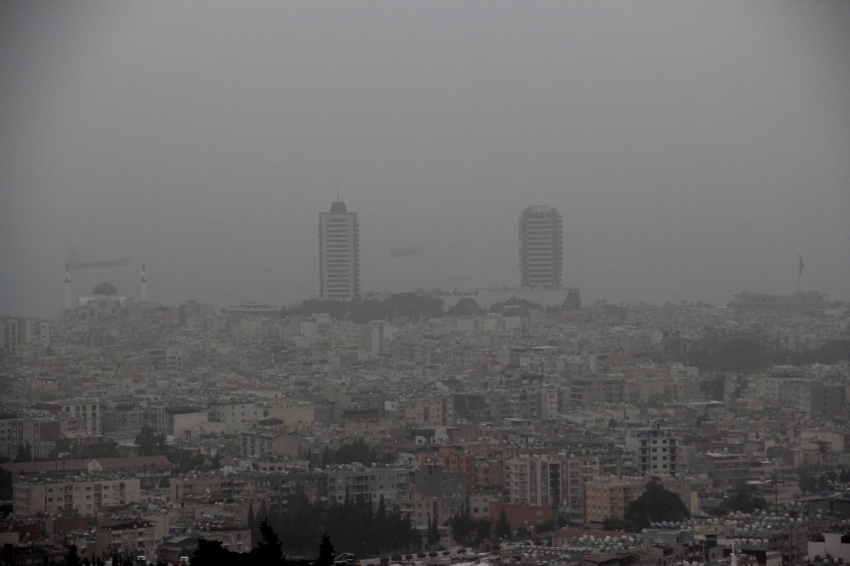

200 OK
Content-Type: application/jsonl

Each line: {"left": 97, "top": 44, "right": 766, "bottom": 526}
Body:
{"left": 64, "top": 264, "right": 148, "bottom": 317}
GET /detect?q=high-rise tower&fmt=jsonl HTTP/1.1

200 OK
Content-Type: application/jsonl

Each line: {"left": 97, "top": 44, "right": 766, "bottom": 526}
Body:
{"left": 518, "top": 205, "right": 563, "bottom": 289}
{"left": 319, "top": 200, "right": 360, "bottom": 300}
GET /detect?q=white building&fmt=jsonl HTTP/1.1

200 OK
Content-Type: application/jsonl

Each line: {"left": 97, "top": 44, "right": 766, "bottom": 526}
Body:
{"left": 625, "top": 422, "right": 680, "bottom": 476}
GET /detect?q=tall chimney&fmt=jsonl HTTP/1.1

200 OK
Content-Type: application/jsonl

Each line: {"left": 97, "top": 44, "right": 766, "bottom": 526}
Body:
{"left": 140, "top": 263, "right": 148, "bottom": 302}
{"left": 64, "top": 264, "right": 72, "bottom": 310}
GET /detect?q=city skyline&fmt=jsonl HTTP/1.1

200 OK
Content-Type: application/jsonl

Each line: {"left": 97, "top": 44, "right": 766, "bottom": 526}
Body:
{"left": 1, "top": 2, "right": 848, "bottom": 317}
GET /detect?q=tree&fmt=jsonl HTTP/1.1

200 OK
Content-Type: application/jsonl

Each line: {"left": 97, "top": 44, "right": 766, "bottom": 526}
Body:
{"left": 134, "top": 426, "right": 166, "bottom": 456}
{"left": 191, "top": 539, "right": 231, "bottom": 566}
{"left": 516, "top": 526, "right": 530, "bottom": 537}
{"left": 335, "top": 439, "right": 378, "bottom": 466}
{"left": 446, "top": 298, "right": 482, "bottom": 317}
{"left": 623, "top": 478, "right": 690, "bottom": 531}
{"left": 77, "top": 441, "right": 120, "bottom": 459}
{"left": 14, "top": 442, "right": 32, "bottom": 463}
{"left": 317, "top": 531, "right": 335, "bottom": 566}
{"left": 254, "top": 519, "right": 284, "bottom": 565}
{"left": 495, "top": 508, "right": 511, "bottom": 540}
{"left": 50, "top": 437, "right": 73, "bottom": 459}
{"left": 601, "top": 518, "right": 631, "bottom": 532}
{"left": 247, "top": 502, "right": 256, "bottom": 548}
{"left": 0, "top": 469, "right": 12, "bottom": 500}
{"left": 251, "top": 499, "right": 269, "bottom": 548}
{"left": 799, "top": 475, "right": 818, "bottom": 494}
{"left": 534, "top": 519, "right": 555, "bottom": 534}
{"left": 426, "top": 515, "right": 441, "bottom": 546}
{"left": 64, "top": 545, "right": 82, "bottom": 566}
{"left": 721, "top": 484, "right": 766, "bottom": 514}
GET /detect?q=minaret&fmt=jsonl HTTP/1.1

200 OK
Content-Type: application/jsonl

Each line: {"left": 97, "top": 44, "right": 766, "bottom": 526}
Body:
{"left": 64, "top": 264, "right": 72, "bottom": 310}
{"left": 140, "top": 263, "right": 148, "bottom": 302}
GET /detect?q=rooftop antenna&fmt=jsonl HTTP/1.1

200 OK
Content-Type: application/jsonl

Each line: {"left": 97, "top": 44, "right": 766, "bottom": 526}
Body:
{"left": 336, "top": 182, "right": 340, "bottom": 202}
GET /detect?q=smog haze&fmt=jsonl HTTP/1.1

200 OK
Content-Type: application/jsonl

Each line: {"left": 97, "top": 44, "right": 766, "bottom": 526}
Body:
{"left": 1, "top": 1, "right": 848, "bottom": 316}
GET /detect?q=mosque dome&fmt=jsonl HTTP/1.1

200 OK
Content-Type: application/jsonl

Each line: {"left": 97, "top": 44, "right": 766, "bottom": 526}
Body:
{"left": 91, "top": 282, "right": 118, "bottom": 296}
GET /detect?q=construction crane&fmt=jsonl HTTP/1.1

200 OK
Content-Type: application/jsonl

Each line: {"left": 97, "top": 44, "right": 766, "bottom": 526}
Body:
{"left": 67, "top": 249, "right": 130, "bottom": 271}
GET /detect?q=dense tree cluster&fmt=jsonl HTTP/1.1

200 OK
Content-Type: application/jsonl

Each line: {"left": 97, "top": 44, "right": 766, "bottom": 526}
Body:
{"left": 192, "top": 519, "right": 312, "bottom": 566}
{"left": 448, "top": 506, "right": 491, "bottom": 547}
{"left": 49, "top": 438, "right": 121, "bottom": 460}
{"left": 792, "top": 468, "right": 850, "bottom": 496}
{"left": 250, "top": 492, "right": 420, "bottom": 559}
{"left": 446, "top": 298, "right": 483, "bottom": 317}
{"left": 715, "top": 484, "right": 767, "bottom": 514}
{"left": 313, "top": 439, "right": 393, "bottom": 467}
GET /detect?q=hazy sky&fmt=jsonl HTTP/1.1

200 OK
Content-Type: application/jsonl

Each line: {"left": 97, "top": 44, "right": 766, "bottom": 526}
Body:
{"left": 2, "top": 1, "right": 849, "bottom": 317}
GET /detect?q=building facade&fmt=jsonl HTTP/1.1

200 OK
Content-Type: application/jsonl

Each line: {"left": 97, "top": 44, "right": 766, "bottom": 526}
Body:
{"left": 518, "top": 205, "right": 563, "bottom": 289}
{"left": 625, "top": 423, "right": 680, "bottom": 476}
{"left": 319, "top": 201, "right": 360, "bottom": 300}
{"left": 583, "top": 476, "right": 646, "bottom": 525}
{"left": 13, "top": 475, "right": 141, "bottom": 518}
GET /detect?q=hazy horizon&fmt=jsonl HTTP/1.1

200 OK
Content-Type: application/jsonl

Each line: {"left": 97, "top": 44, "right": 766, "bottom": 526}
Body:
{"left": 2, "top": 1, "right": 849, "bottom": 317}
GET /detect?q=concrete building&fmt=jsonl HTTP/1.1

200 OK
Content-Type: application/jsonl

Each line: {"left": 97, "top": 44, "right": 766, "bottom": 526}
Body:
{"left": 57, "top": 398, "right": 102, "bottom": 436}
{"left": 145, "top": 406, "right": 207, "bottom": 438}
{"left": 319, "top": 200, "right": 360, "bottom": 300}
{"left": 147, "top": 348, "right": 184, "bottom": 372}
{"left": 0, "top": 317, "right": 50, "bottom": 357}
{"left": 519, "top": 205, "right": 563, "bottom": 289}
{"left": 324, "top": 464, "right": 409, "bottom": 506}
{"left": 583, "top": 476, "right": 646, "bottom": 525}
{"left": 95, "top": 518, "right": 157, "bottom": 562}
{"left": 240, "top": 427, "right": 299, "bottom": 458}
{"left": 506, "top": 454, "right": 566, "bottom": 507}
{"left": 412, "top": 463, "right": 465, "bottom": 515}
{"left": 208, "top": 400, "right": 260, "bottom": 434}
{"left": 13, "top": 475, "right": 141, "bottom": 518}
{"left": 625, "top": 422, "right": 680, "bottom": 476}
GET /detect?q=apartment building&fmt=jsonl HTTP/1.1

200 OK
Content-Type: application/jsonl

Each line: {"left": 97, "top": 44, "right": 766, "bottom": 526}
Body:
{"left": 324, "top": 464, "right": 410, "bottom": 506}
{"left": 583, "top": 476, "right": 646, "bottom": 525}
{"left": 57, "top": 397, "right": 102, "bottom": 436}
{"left": 13, "top": 475, "right": 141, "bottom": 518}
{"left": 95, "top": 519, "right": 157, "bottom": 561}
{"left": 208, "top": 400, "right": 261, "bottom": 434}
{"left": 506, "top": 454, "right": 564, "bottom": 507}
{"left": 626, "top": 423, "right": 680, "bottom": 476}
